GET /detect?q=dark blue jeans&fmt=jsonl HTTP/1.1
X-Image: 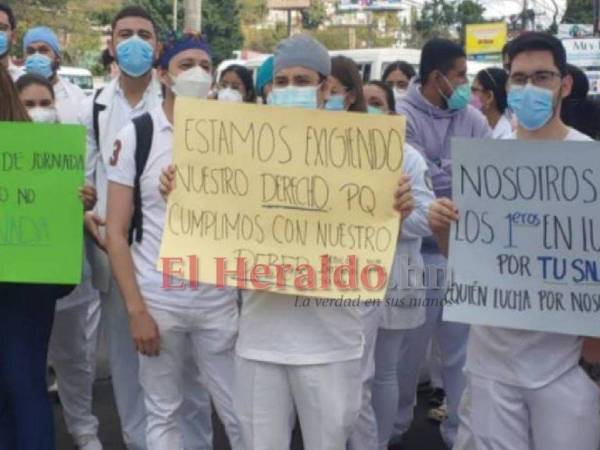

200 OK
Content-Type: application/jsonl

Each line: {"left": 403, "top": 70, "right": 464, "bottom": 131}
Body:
{"left": 0, "top": 288, "right": 58, "bottom": 450}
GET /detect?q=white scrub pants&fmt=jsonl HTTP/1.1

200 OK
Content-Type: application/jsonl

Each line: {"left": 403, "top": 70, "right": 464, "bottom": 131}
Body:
{"left": 101, "top": 283, "right": 213, "bottom": 450}
{"left": 138, "top": 305, "right": 244, "bottom": 450}
{"left": 348, "top": 306, "right": 382, "bottom": 450}
{"left": 457, "top": 367, "right": 600, "bottom": 450}
{"left": 234, "top": 356, "right": 362, "bottom": 450}
{"left": 390, "top": 252, "right": 470, "bottom": 447}
{"left": 49, "top": 302, "right": 100, "bottom": 443}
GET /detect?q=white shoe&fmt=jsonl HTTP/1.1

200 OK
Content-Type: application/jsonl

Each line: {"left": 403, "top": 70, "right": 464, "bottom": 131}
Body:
{"left": 76, "top": 435, "right": 103, "bottom": 450}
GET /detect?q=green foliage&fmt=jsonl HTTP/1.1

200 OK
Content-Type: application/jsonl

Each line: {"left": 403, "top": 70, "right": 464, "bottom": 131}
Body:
{"left": 301, "top": 0, "right": 327, "bottom": 29}
{"left": 239, "top": 0, "right": 269, "bottom": 26}
{"left": 203, "top": 0, "right": 243, "bottom": 63}
{"left": 562, "top": 0, "right": 594, "bottom": 24}
{"left": 124, "top": 0, "right": 184, "bottom": 33}
{"left": 243, "top": 22, "right": 288, "bottom": 53}
{"left": 7, "top": 0, "right": 101, "bottom": 66}
{"left": 414, "top": 0, "right": 487, "bottom": 45}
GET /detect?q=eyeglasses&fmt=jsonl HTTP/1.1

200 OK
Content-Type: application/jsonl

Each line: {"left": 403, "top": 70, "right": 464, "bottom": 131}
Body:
{"left": 509, "top": 70, "right": 562, "bottom": 88}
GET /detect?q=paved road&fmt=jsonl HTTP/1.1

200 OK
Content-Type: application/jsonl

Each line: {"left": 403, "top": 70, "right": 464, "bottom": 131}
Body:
{"left": 54, "top": 379, "right": 447, "bottom": 450}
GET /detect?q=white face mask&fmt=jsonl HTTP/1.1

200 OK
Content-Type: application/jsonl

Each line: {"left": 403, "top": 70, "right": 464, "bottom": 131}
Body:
{"left": 170, "top": 66, "right": 213, "bottom": 99}
{"left": 29, "top": 107, "right": 59, "bottom": 124}
{"left": 218, "top": 87, "right": 244, "bottom": 103}
{"left": 394, "top": 87, "right": 407, "bottom": 101}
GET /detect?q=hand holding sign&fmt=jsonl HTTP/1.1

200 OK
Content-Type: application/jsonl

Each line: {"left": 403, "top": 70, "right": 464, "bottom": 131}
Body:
{"left": 445, "top": 138, "right": 600, "bottom": 338}
{"left": 0, "top": 122, "right": 85, "bottom": 284}
{"left": 158, "top": 98, "right": 406, "bottom": 298}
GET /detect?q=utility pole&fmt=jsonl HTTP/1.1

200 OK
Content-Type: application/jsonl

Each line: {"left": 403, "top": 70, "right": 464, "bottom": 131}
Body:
{"left": 521, "top": 0, "right": 528, "bottom": 31}
{"left": 594, "top": 0, "right": 600, "bottom": 36}
{"left": 184, "top": 0, "right": 202, "bottom": 33}
{"left": 173, "top": 0, "right": 178, "bottom": 31}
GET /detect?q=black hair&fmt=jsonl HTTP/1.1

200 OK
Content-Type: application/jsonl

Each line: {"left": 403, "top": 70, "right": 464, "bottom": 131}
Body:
{"left": 15, "top": 73, "right": 55, "bottom": 100}
{"left": 561, "top": 97, "right": 600, "bottom": 140}
{"left": 382, "top": 61, "right": 416, "bottom": 84}
{"left": 419, "top": 38, "right": 466, "bottom": 82}
{"left": 220, "top": 64, "right": 257, "bottom": 103}
{"left": 565, "top": 64, "right": 589, "bottom": 100}
{"left": 331, "top": 55, "right": 367, "bottom": 113}
{"left": 111, "top": 6, "right": 157, "bottom": 36}
{"left": 475, "top": 67, "right": 508, "bottom": 114}
{"left": 366, "top": 80, "right": 395, "bottom": 113}
{"left": 507, "top": 32, "right": 567, "bottom": 76}
{"left": 0, "top": 3, "right": 16, "bottom": 30}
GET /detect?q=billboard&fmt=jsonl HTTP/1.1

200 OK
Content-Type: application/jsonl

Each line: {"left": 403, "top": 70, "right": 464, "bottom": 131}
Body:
{"left": 562, "top": 38, "right": 600, "bottom": 67}
{"left": 267, "top": 0, "right": 311, "bottom": 9}
{"left": 558, "top": 24, "right": 594, "bottom": 39}
{"left": 465, "top": 22, "right": 507, "bottom": 55}
{"left": 338, "top": 0, "right": 403, "bottom": 11}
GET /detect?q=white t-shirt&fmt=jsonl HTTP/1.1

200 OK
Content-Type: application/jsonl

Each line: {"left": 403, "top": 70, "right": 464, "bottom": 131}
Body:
{"left": 236, "top": 291, "right": 364, "bottom": 365}
{"left": 465, "top": 127, "right": 592, "bottom": 388}
{"left": 54, "top": 77, "right": 87, "bottom": 125}
{"left": 492, "top": 114, "right": 513, "bottom": 139}
{"left": 107, "top": 105, "right": 238, "bottom": 312}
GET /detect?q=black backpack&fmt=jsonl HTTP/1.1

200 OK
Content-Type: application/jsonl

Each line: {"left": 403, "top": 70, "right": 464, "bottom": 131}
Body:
{"left": 93, "top": 89, "right": 153, "bottom": 245}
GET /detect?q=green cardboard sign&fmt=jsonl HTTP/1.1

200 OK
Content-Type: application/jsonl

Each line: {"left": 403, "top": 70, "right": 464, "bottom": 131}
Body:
{"left": 0, "top": 121, "right": 86, "bottom": 285}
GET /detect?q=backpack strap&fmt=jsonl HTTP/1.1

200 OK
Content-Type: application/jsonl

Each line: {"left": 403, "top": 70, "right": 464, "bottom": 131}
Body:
{"left": 92, "top": 88, "right": 106, "bottom": 149}
{"left": 128, "top": 112, "right": 154, "bottom": 245}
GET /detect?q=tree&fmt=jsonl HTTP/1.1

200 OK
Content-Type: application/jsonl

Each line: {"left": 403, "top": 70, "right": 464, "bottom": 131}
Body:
{"left": 301, "top": 0, "right": 327, "bottom": 30}
{"left": 562, "top": 0, "right": 594, "bottom": 24}
{"left": 239, "top": 0, "right": 269, "bottom": 26}
{"left": 415, "top": 0, "right": 457, "bottom": 41}
{"left": 413, "top": 0, "right": 487, "bottom": 45}
{"left": 202, "top": 0, "right": 243, "bottom": 63}
{"left": 455, "top": 0, "right": 486, "bottom": 44}
{"left": 125, "top": 0, "right": 184, "bottom": 32}
{"left": 123, "top": 0, "right": 242, "bottom": 63}
{"left": 7, "top": 0, "right": 101, "bottom": 65}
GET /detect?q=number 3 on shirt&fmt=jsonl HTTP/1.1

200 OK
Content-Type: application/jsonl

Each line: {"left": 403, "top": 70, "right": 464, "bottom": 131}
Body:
{"left": 110, "top": 139, "right": 122, "bottom": 166}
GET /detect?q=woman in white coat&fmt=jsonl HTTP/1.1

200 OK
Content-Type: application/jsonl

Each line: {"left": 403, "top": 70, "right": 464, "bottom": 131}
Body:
{"left": 371, "top": 144, "right": 435, "bottom": 450}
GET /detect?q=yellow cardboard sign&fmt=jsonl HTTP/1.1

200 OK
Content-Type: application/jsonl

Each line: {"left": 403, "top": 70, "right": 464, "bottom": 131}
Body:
{"left": 466, "top": 22, "right": 507, "bottom": 55}
{"left": 158, "top": 98, "right": 405, "bottom": 299}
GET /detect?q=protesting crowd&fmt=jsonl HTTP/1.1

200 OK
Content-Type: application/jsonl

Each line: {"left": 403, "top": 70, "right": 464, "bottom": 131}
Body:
{"left": 1, "top": 2, "right": 600, "bottom": 450}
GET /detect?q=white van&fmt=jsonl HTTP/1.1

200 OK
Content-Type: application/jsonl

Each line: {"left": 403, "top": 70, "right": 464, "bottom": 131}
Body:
{"left": 466, "top": 60, "right": 502, "bottom": 83}
{"left": 216, "top": 55, "right": 270, "bottom": 85}
{"left": 329, "top": 47, "right": 421, "bottom": 81}
{"left": 58, "top": 66, "right": 94, "bottom": 96}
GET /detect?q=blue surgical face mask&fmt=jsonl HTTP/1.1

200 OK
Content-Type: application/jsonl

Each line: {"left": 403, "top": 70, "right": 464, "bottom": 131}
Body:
{"left": 0, "top": 31, "right": 9, "bottom": 57}
{"left": 325, "top": 94, "right": 346, "bottom": 111}
{"left": 270, "top": 85, "right": 319, "bottom": 109}
{"left": 116, "top": 35, "right": 154, "bottom": 78}
{"left": 25, "top": 53, "right": 54, "bottom": 79}
{"left": 507, "top": 84, "right": 555, "bottom": 131}
{"left": 440, "top": 76, "right": 471, "bottom": 110}
{"left": 367, "top": 105, "right": 385, "bottom": 115}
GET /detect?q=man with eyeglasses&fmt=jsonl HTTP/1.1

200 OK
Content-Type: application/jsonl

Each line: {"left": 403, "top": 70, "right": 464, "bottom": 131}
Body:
{"left": 431, "top": 32, "right": 600, "bottom": 450}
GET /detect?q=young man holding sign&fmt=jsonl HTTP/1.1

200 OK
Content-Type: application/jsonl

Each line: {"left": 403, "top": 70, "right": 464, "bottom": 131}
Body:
{"left": 82, "top": 7, "right": 213, "bottom": 450}
{"left": 158, "top": 34, "right": 415, "bottom": 450}
{"left": 106, "top": 33, "right": 244, "bottom": 450}
{"left": 428, "top": 33, "right": 600, "bottom": 450}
